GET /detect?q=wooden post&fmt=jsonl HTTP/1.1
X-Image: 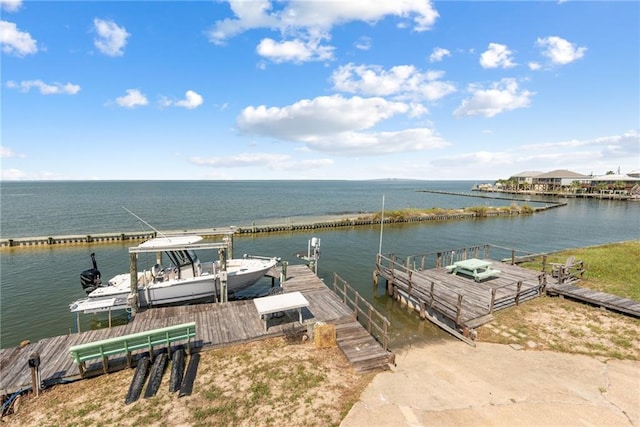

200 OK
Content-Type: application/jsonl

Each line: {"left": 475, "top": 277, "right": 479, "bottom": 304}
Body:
{"left": 281, "top": 260, "right": 287, "bottom": 282}
{"left": 455, "top": 294, "right": 463, "bottom": 325}
{"left": 516, "top": 281, "right": 522, "bottom": 305}
{"left": 490, "top": 289, "right": 496, "bottom": 313}
{"left": 354, "top": 293, "right": 359, "bottom": 320}
{"left": 129, "top": 252, "right": 138, "bottom": 316}
{"left": 218, "top": 248, "right": 227, "bottom": 303}
{"left": 429, "top": 281, "right": 435, "bottom": 308}
{"left": 343, "top": 280, "right": 347, "bottom": 304}
{"left": 28, "top": 352, "right": 40, "bottom": 397}
{"left": 510, "top": 249, "right": 516, "bottom": 265}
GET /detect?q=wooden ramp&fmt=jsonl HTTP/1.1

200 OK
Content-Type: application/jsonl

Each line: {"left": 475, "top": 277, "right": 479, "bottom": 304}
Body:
{"left": 0, "top": 265, "right": 389, "bottom": 395}
{"left": 547, "top": 284, "right": 640, "bottom": 318}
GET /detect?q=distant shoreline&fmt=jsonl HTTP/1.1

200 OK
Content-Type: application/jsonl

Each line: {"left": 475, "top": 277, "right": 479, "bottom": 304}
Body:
{"left": 0, "top": 203, "right": 552, "bottom": 249}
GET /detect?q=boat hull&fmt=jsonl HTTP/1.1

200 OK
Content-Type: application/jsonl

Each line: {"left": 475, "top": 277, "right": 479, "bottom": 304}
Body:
{"left": 72, "top": 257, "right": 278, "bottom": 312}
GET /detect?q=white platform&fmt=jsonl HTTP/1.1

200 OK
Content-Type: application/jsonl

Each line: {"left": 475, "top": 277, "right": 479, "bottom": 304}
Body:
{"left": 253, "top": 291, "right": 309, "bottom": 330}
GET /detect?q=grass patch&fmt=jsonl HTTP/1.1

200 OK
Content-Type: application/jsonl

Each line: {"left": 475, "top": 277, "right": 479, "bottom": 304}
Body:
{"left": 480, "top": 241, "right": 640, "bottom": 360}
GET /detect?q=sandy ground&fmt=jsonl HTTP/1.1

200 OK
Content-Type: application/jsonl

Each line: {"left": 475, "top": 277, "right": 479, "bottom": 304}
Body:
{"left": 4, "top": 302, "right": 639, "bottom": 426}
{"left": 341, "top": 340, "right": 640, "bottom": 427}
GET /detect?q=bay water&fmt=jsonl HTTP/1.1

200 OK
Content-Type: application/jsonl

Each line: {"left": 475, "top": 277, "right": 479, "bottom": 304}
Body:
{"left": 1, "top": 180, "right": 638, "bottom": 349}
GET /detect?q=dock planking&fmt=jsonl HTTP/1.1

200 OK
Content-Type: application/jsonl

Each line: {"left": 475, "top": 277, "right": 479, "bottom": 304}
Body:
{"left": 547, "top": 283, "right": 640, "bottom": 318}
{"left": 375, "top": 254, "right": 546, "bottom": 338}
{"left": 0, "top": 265, "right": 389, "bottom": 395}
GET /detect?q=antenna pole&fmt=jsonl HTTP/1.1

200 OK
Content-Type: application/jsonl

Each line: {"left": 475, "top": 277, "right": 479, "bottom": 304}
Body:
{"left": 122, "top": 206, "right": 166, "bottom": 237}
{"left": 378, "top": 195, "right": 385, "bottom": 255}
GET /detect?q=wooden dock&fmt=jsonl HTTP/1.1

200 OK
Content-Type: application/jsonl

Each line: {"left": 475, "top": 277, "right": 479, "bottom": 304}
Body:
{"left": 375, "top": 248, "right": 546, "bottom": 343}
{"left": 0, "top": 265, "right": 391, "bottom": 395}
{"left": 547, "top": 283, "right": 640, "bottom": 318}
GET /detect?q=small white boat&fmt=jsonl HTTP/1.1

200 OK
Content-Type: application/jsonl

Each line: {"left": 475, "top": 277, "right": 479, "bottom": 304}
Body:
{"left": 70, "top": 235, "right": 279, "bottom": 313}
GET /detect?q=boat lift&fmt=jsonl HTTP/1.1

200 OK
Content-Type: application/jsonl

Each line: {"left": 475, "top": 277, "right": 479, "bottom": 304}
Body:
{"left": 71, "top": 229, "right": 237, "bottom": 330}
{"left": 297, "top": 237, "right": 321, "bottom": 275}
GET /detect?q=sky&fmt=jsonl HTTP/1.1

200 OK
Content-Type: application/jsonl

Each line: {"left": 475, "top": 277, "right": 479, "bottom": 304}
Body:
{"left": 1, "top": 0, "right": 639, "bottom": 181}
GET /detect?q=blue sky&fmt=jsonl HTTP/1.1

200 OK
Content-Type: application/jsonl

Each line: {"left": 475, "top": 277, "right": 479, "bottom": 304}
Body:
{"left": 1, "top": 0, "right": 638, "bottom": 181}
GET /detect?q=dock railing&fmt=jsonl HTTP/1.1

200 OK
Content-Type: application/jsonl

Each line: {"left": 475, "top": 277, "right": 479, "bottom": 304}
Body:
{"left": 376, "top": 245, "right": 547, "bottom": 321}
{"left": 375, "top": 253, "right": 468, "bottom": 323}
{"left": 331, "top": 273, "right": 391, "bottom": 351}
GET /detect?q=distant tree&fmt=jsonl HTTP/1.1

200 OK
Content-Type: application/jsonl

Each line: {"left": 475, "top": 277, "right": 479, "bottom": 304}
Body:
{"left": 570, "top": 180, "right": 582, "bottom": 193}
{"left": 606, "top": 170, "right": 615, "bottom": 175}
{"left": 595, "top": 183, "right": 608, "bottom": 192}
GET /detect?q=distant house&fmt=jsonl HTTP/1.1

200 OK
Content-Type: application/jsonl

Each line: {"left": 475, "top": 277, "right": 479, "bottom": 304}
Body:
{"left": 531, "top": 169, "right": 589, "bottom": 191}
{"left": 508, "top": 171, "right": 543, "bottom": 190}
{"left": 589, "top": 173, "right": 640, "bottom": 193}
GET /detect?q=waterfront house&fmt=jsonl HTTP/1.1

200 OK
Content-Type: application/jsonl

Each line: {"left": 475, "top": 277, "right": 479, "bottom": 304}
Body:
{"left": 531, "top": 169, "right": 590, "bottom": 192}
{"left": 508, "top": 171, "right": 544, "bottom": 191}
{"left": 588, "top": 173, "right": 640, "bottom": 195}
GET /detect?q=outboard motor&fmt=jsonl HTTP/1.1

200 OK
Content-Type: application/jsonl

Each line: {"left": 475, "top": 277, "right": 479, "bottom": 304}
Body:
{"left": 80, "top": 252, "right": 102, "bottom": 294}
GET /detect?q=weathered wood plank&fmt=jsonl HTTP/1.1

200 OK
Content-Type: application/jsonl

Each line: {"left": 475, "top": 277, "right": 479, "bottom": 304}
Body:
{"left": 0, "top": 265, "right": 389, "bottom": 395}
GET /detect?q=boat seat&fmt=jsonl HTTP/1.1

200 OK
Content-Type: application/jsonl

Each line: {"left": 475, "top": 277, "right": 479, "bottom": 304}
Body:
{"left": 151, "top": 263, "right": 161, "bottom": 276}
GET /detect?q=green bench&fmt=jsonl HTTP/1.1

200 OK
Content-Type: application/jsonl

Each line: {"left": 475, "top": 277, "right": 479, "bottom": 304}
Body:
{"left": 473, "top": 268, "right": 501, "bottom": 282}
{"left": 69, "top": 321, "right": 196, "bottom": 377}
{"left": 445, "top": 259, "right": 501, "bottom": 282}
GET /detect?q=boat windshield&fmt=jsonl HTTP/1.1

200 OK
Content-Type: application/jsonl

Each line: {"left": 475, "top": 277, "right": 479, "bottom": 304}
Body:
{"left": 165, "top": 250, "right": 198, "bottom": 268}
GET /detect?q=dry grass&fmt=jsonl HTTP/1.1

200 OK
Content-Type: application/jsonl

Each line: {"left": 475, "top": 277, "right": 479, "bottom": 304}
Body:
{"left": 4, "top": 337, "right": 374, "bottom": 427}
{"left": 478, "top": 240, "right": 640, "bottom": 360}
{"left": 478, "top": 296, "right": 640, "bottom": 360}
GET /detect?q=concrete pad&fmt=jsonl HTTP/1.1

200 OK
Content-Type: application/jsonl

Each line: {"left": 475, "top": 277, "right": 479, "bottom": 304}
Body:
{"left": 341, "top": 341, "right": 639, "bottom": 427}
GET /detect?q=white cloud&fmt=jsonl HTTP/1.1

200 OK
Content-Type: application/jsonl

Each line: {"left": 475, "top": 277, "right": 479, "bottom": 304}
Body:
{"left": 429, "top": 47, "right": 450, "bottom": 63}
{"left": 536, "top": 36, "right": 586, "bottom": 65}
{"left": 159, "top": 91, "right": 204, "bottom": 109}
{"left": 522, "top": 129, "right": 639, "bottom": 159}
{"left": 0, "top": 20, "right": 37, "bottom": 56}
{"left": 438, "top": 151, "right": 512, "bottom": 167}
{"left": 304, "top": 128, "right": 448, "bottom": 154}
{"left": 6, "top": 79, "right": 80, "bottom": 95}
{"left": 237, "top": 94, "right": 448, "bottom": 155}
{"left": 0, "top": 168, "right": 27, "bottom": 180}
{"left": 528, "top": 62, "right": 541, "bottom": 71}
{"left": 454, "top": 78, "right": 533, "bottom": 118}
{"left": 1, "top": 146, "right": 25, "bottom": 158}
{"left": 256, "top": 36, "right": 334, "bottom": 63}
{"left": 93, "top": 18, "right": 130, "bottom": 56}
{"left": 331, "top": 63, "right": 455, "bottom": 102}
{"left": 173, "top": 90, "right": 204, "bottom": 109}
{"left": 238, "top": 94, "right": 409, "bottom": 140}
{"left": 0, "top": 0, "right": 22, "bottom": 13}
{"left": 355, "top": 36, "right": 371, "bottom": 51}
{"left": 479, "top": 43, "right": 516, "bottom": 69}
{"left": 208, "top": 0, "right": 438, "bottom": 63}
{"left": 115, "top": 89, "right": 148, "bottom": 108}
{"left": 190, "top": 152, "right": 334, "bottom": 171}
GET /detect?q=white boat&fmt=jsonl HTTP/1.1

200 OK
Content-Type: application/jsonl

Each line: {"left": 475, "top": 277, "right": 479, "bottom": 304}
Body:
{"left": 70, "top": 234, "right": 279, "bottom": 313}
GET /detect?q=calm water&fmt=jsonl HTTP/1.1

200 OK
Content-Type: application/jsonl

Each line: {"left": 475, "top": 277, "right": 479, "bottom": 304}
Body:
{"left": 1, "top": 180, "right": 638, "bottom": 349}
